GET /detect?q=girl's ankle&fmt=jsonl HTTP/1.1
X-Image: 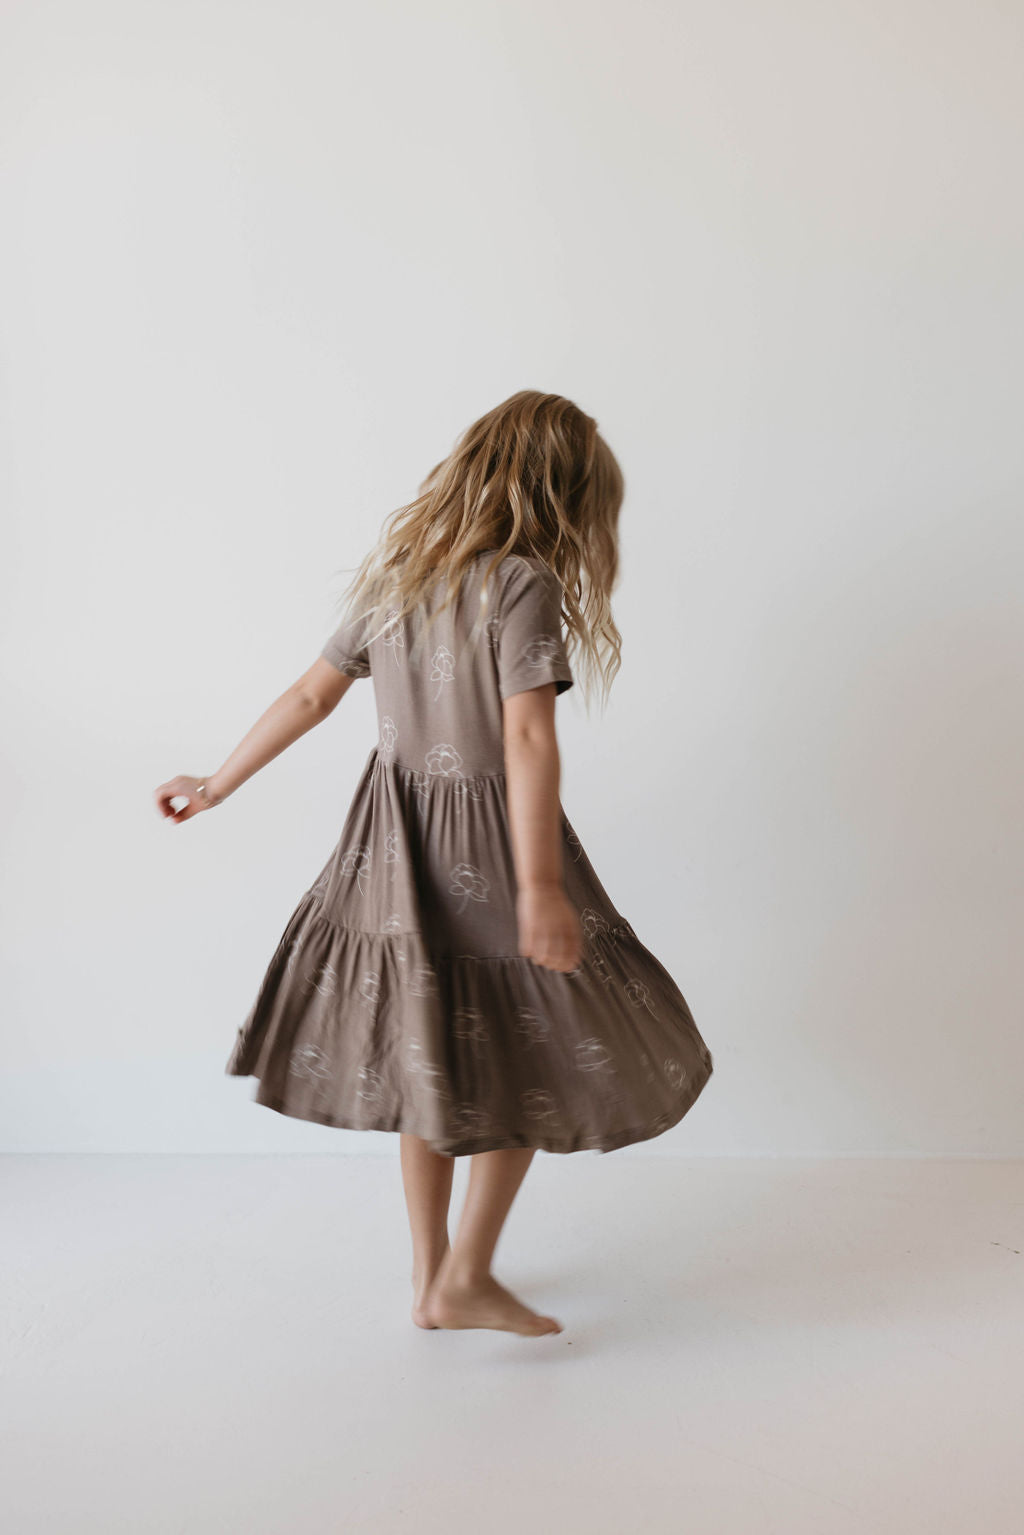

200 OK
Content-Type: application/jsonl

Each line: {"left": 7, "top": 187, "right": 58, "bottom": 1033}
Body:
{"left": 439, "top": 1255, "right": 491, "bottom": 1288}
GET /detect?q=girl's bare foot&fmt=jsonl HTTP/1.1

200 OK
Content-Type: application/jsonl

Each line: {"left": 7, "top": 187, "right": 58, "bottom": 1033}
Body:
{"left": 423, "top": 1269, "right": 563, "bottom": 1336}
{"left": 411, "top": 1244, "right": 450, "bottom": 1329}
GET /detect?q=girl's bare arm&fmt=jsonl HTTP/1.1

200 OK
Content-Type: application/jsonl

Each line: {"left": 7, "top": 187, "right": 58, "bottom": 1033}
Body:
{"left": 503, "top": 683, "right": 583, "bottom": 972}
{"left": 154, "top": 657, "right": 355, "bottom": 823}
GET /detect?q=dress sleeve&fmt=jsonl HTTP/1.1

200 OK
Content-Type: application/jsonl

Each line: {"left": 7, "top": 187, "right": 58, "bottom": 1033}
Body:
{"left": 495, "top": 559, "right": 575, "bottom": 700}
{"left": 319, "top": 606, "right": 372, "bottom": 678}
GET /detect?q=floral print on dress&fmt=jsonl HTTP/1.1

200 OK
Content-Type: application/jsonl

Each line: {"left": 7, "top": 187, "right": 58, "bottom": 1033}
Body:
{"left": 663, "top": 1058, "right": 688, "bottom": 1091}
{"left": 406, "top": 771, "right": 432, "bottom": 802}
{"left": 453, "top": 1006, "right": 489, "bottom": 1050}
{"left": 384, "top": 830, "right": 400, "bottom": 880}
{"left": 520, "top": 1088, "right": 558, "bottom": 1120}
{"left": 357, "top": 1065, "right": 385, "bottom": 1104}
{"left": 406, "top": 1038, "right": 448, "bottom": 1093}
{"left": 586, "top": 946, "right": 614, "bottom": 987}
{"left": 411, "top": 745, "right": 488, "bottom": 810}
{"left": 565, "top": 825, "right": 583, "bottom": 862}
{"left": 449, "top": 862, "right": 490, "bottom": 912}
{"left": 382, "top": 608, "right": 405, "bottom": 667}
{"left": 514, "top": 1007, "right": 551, "bottom": 1049}
{"left": 430, "top": 644, "right": 455, "bottom": 701}
{"left": 580, "top": 907, "right": 611, "bottom": 941}
{"left": 520, "top": 634, "right": 563, "bottom": 669}
{"left": 451, "top": 777, "right": 486, "bottom": 809}
{"left": 451, "top": 1102, "right": 492, "bottom": 1136}
{"left": 379, "top": 715, "right": 397, "bottom": 757}
{"left": 301, "top": 961, "right": 338, "bottom": 1000}
{"left": 289, "top": 1044, "right": 331, "bottom": 1081}
{"left": 575, "top": 1037, "right": 615, "bottom": 1073}
{"left": 624, "top": 978, "right": 658, "bottom": 1017}
{"left": 425, "top": 742, "right": 463, "bottom": 778}
{"left": 407, "top": 965, "right": 439, "bottom": 997}
{"left": 340, "top": 843, "right": 371, "bottom": 895}
{"left": 359, "top": 971, "right": 381, "bottom": 1008}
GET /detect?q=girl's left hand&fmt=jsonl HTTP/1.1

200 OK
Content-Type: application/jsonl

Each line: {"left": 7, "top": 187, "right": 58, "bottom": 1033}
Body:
{"left": 154, "top": 775, "right": 221, "bottom": 823}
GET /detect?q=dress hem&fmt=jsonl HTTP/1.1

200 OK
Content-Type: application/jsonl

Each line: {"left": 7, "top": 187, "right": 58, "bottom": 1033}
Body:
{"left": 226, "top": 1059, "right": 713, "bottom": 1158}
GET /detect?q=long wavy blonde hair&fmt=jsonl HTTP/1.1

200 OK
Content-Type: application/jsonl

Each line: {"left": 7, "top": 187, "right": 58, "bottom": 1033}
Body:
{"left": 329, "top": 390, "right": 624, "bottom": 710}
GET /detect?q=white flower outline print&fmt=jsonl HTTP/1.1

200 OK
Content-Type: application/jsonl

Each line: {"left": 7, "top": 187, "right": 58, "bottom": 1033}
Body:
{"left": 451, "top": 1102, "right": 491, "bottom": 1136}
{"left": 405, "top": 771, "right": 432, "bottom": 802}
{"left": 379, "top": 715, "right": 397, "bottom": 757}
{"left": 580, "top": 907, "right": 611, "bottom": 941}
{"left": 340, "top": 844, "right": 371, "bottom": 895}
{"left": 453, "top": 1006, "right": 489, "bottom": 1050}
{"left": 663, "top": 1058, "right": 688, "bottom": 1091}
{"left": 407, "top": 965, "right": 439, "bottom": 997}
{"left": 425, "top": 742, "right": 464, "bottom": 778}
{"left": 301, "top": 961, "right": 338, "bottom": 1000}
{"left": 449, "top": 862, "right": 490, "bottom": 912}
{"left": 406, "top": 1038, "right": 448, "bottom": 1092}
{"left": 586, "top": 946, "right": 614, "bottom": 987}
{"left": 514, "top": 1007, "right": 551, "bottom": 1049}
{"left": 359, "top": 971, "right": 380, "bottom": 1008}
{"left": 624, "top": 978, "right": 658, "bottom": 1016}
{"left": 357, "top": 1065, "right": 385, "bottom": 1104}
{"left": 382, "top": 608, "right": 405, "bottom": 666}
{"left": 382, "top": 911, "right": 403, "bottom": 934}
{"left": 451, "top": 778, "right": 486, "bottom": 809}
{"left": 565, "top": 826, "right": 583, "bottom": 862}
{"left": 430, "top": 644, "right": 456, "bottom": 701}
{"left": 520, "top": 634, "right": 561, "bottom": 668}
{"left": 575, "top": 1037, "right": 616, "bottom": 1073}
{"left": 289, "top": 1044, "right": 332, "bottom": 1081}
{"left": 520, "top": 1088, "right": 558, "bottom": 1120}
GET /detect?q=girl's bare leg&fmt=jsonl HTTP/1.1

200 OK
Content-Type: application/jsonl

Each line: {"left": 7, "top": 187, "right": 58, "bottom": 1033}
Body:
{"left": 423, "top": 1147, "right": 563, "bottom": 1336}
{"left": 399, "top": 1133, "right": 456, "bottom": 1329}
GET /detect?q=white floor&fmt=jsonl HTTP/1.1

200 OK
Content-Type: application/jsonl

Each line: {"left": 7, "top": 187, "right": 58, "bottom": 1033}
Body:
{"left": 3, "top": 1155, "right": 1022, "bottom": 1534}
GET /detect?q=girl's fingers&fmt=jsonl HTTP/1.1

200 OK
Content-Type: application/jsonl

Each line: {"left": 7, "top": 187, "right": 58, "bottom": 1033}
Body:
{"left": 154, "top": 778, "right": 207, "bottom": 821}
{"left": 155, "top": 780, "right": 186, "bottom": 812}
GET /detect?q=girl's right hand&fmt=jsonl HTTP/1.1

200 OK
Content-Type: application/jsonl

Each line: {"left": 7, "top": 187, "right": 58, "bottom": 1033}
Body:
{"left": 154, "top": 775, "right": 221, "bottom": 824}
{"left": 516, "top": 884, "right": 583, "bottom": 974}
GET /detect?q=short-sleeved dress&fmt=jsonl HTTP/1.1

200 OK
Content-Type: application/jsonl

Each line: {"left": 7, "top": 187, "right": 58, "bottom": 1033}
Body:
{"left": 225, "top": 549, "right": 713, "bottom": 1155}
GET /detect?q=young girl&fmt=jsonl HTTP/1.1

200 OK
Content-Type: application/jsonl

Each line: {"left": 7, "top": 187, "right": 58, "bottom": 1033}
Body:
{"left": 154, "top": 390, "right": 713, "bottom": 1338}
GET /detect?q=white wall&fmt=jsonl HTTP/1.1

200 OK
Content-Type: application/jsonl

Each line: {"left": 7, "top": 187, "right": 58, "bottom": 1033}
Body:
{"left": 2, "top": 0, "right": 1020, "bottom": 1155}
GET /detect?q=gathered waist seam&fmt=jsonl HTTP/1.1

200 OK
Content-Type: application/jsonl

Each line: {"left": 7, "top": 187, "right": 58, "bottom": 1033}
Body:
{"left": 369, "top": 747, "right": 507, "bottom": 783}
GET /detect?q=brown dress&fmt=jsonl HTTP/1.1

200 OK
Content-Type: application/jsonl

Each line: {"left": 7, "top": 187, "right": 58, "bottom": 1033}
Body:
{"left": 225, "top": 550, "right": 713, "bottom": 1155}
